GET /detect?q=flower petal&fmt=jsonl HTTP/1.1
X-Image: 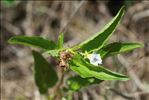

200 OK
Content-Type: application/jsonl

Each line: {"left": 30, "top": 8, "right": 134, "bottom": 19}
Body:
{"left": 87, "top": 53, "right": 102, "bottom": 66}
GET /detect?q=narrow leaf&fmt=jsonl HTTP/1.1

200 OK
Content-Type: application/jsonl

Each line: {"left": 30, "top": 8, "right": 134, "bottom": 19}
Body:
{"left": 32, "top": 51, "right": 58, "bottom": 94}
{"left": 79, "top": 6, "right": 125, "bottom": 52}
{"left": 69, "top": 53, "right": 128, "bottom": 81}
{"left": 57, "top": 33, "right": 64, "bottom": 49}
{"left": 67, "top": 75, "right": 102, "bottom": 91}
{"left": 98, "top": 42, "right": 143, "bottom": 58}
{"left": 8, "top": 36, "right": 56, "bottom": 50}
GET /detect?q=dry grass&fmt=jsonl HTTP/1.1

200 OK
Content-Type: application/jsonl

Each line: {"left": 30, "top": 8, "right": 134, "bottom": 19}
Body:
{"left": 1, "top": 1, "right": 149, "bottom": 100}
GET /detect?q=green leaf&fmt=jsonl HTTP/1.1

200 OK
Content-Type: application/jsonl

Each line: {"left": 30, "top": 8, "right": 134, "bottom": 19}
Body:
{"left": 57, "top": 33, "right": 64, "bottom": 49}
{"left": 32, "top": 51, "right": 58, "bottom": 94}
{"left": 67, "top": 75, "right": 102, "bottom": 91}
{"left": 69, "top": 53, "right": 129, "bottom": 81}
{"left": 8, "top": 36, "right": 56, "bottom": 50}
{"left": 98, "top": 42, "right": 143, "bottom": 58}
{"left": 79, "top": 6, "right": 125, "bottom": 52}
{"left": 44, "top": 49, "right": 63, "bottom": 57}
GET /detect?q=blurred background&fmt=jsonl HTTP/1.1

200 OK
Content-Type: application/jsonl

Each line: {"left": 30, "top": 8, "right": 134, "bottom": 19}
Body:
{"left": 1, "top": 0, "right": 149, "bottom": 100}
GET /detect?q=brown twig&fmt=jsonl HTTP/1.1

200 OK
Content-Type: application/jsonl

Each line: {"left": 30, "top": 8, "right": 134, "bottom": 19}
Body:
{"left": 2, "top": 21, "right": 22, "bottom": 35}
{"left": 59, "top": 0, "right": 86, "bottom": 34}
{"left": 108, "top": 87, "right": 133, "bottom": 100}
{"left": 24, "top": 1, "right": 34, "bottom": 36}
{"left": 117, "top": 55, "right": 146, "bottom": 91}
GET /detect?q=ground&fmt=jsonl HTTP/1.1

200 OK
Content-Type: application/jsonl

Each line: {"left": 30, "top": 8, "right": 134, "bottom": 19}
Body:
{"left": 1, "top": 1, "right": 149, "bottom": 100}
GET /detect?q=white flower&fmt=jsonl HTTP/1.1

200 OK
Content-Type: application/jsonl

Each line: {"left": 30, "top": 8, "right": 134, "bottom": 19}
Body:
{"left": 87, "top": 53, "right": 102, "bottom": 66}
